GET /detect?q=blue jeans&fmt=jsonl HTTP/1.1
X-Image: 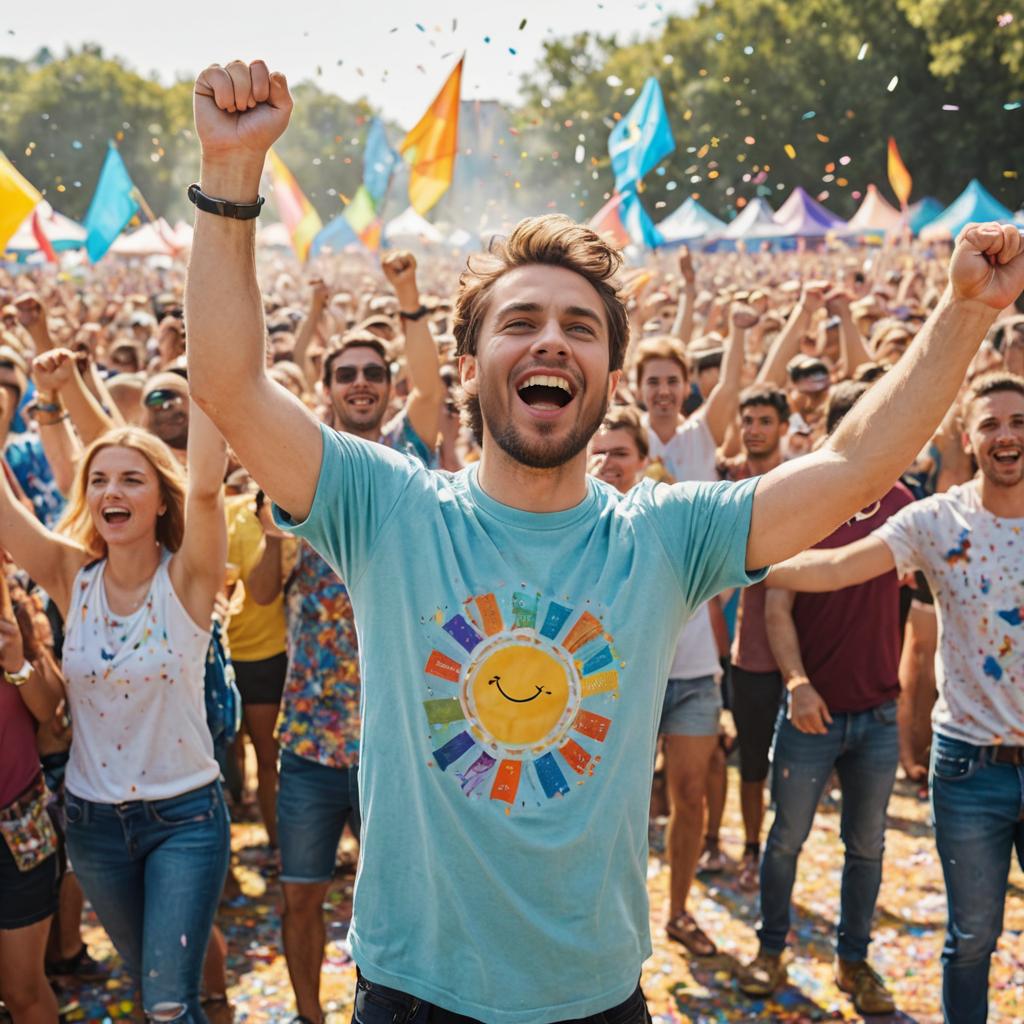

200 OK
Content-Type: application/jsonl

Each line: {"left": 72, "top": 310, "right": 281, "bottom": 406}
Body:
{"left": 64, "top": 782, "right": 230, "bottom": 1023}
{"left": 277, "top": 749, "right": 360, "bottom": 883}
{"left": 930, "top": 734, "right": 1024, "bottom": 1024}
{"left": 352, "top": 970, "right": 651, "bottom": 1023}
{"left": 758, "top": 701, "right": 899, "bottom": 960}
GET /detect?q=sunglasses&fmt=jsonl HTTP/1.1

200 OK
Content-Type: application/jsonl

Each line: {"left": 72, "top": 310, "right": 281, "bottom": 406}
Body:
{"left": 144, "top": 388, "right": 185, "bottom": 411}
{"left": 333, "top": 364, "right": 388, "bottom": 385}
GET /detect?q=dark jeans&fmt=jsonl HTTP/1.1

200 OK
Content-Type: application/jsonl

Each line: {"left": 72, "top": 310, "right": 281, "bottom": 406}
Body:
{"left": 352, "top": 970, "right": 651, "bottom": 1024}
{"left": 758, "top": 701, "right": 899, "bottom": 960}
{"left": 65, "top": 781, "right": 230, "bottom": 1024}
{"left": 930, "top": 734, "right": 1024, "bottom": 1024}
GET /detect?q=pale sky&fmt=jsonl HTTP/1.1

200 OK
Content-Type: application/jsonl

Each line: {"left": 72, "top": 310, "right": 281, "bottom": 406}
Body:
{"left": 3, "top": 0, "right": 696, "bottom": 128}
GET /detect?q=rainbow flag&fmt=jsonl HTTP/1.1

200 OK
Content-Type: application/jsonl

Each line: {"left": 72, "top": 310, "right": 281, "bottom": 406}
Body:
{"left": 0, "top": 151, "right": 42, "bottom": 252}
{"left": 266, "top": 149, "right": 323, "bottom": 262}
{"left": 887, "top": 137, "right": 913, "bottom": 209}
{"left": 399, "top": 57, "right": 463, "bottom": 215}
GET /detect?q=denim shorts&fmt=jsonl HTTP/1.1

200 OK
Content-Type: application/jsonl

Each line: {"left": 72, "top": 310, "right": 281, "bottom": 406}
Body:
{"left": 658, "top": 675, "right": 722, "bottom": 737}
{"left": 277, "top": 748, "right": 360, "bottom": 884}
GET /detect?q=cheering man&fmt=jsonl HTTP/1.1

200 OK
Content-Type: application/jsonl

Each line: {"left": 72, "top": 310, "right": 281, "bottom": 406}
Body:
{"left": 185, "top": 58, "right": 1023, "bottom": 1024}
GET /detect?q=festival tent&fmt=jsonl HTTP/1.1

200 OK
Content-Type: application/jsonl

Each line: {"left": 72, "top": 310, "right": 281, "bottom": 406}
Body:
{"left": 772, "top": 186, "right": 847, "bottom": 237}
{"left": 383, "top": 206, "right": 443, "bottom": 245}
{"left": 6, "top": 202, "right": 86, "bottom": 255}
{"left": 656, "top": 197, "right": 727, "bottom": 246}
{"left": 109, "top": 222, "right": 175, "bottom": 257}
{"left": 908, "top": 197, "right": 944, "bottom": 235}
{"left": 920, "top": 179, "right": 1015, "bottom": 241}
{"left": 842, "top": 184, "right": 903, "bottom": 236}
{"left": 721, "top": 197, "right": 784, "bottom": 240}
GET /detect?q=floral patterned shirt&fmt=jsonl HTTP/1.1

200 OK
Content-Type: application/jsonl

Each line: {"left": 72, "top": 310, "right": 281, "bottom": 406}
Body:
{"left": 274, "top": 413, "right": 435, "bottom": 767}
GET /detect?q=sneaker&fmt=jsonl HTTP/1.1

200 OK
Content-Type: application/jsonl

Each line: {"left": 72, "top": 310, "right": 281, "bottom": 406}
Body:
{"left": 835, "top": 958, "right": 896, "bottom": 1015}
{"left": 737, "top": 951, "right": 787, "bottom": 997}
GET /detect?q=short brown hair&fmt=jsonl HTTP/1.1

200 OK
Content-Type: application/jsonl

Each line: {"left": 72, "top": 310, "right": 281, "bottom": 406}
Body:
{"left": 598, "top": 404, "right": 649, "bottom": 459}
{"left": 963, "top": 371, "right": 1024, "bottom": 419}
{"left": 634, "top": 336, "right": 688, "bottom": 389}
{"left": 322, "top": 331, "right": 390, "bottom": 391}
{"left": 452, "top": 215, "right": 629, "bottom": 442}
{"left": 739, "top": 385, "right": 789, "bottom": 421}
{"left": 825, "top": 380, "right": 871, "bottom": 436}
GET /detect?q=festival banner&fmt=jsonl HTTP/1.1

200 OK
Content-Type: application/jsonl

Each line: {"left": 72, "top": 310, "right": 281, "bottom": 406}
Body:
{"left": 887, "top": 137, "right": 913, "bottom": 209}
{"left": 399, "top": 57, "right": 463, "bottom": 215}
{"left": 0, "top": 151, "right": 42, "bottom": 252}
{"left": 266, "top": 148, "right": 323, "bottom": 262}
{"left": 608, "top": 77, "right": 675, "bottom": 193}
{"left": 83, "top": 143, "right": 140, "bottom": 262}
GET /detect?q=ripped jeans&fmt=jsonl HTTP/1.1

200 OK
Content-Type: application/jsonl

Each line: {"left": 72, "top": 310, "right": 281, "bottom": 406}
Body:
{"left": 65, "top": 781, "right": 230, "bottom": 1024}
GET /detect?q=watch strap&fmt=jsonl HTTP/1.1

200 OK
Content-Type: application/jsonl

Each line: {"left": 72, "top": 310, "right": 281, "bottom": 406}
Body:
{"left": 399, "top": 304, "right": 430, "bottom": 322}
{"left": 187, "top": 183, "right": 265, "bottom": 220}
{"left": 4, "top": 660, "right": 32, "bottom": 687}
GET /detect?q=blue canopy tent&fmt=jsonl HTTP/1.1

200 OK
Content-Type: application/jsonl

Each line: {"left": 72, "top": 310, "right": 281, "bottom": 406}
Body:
{"left": 920, "top": 180, "right": 1014, "bottom": 241}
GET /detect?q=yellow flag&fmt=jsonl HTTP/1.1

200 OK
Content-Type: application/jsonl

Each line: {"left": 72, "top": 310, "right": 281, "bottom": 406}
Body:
{"left": 887, "top": 137, "right": 913, "bottom": 209}
{"left": 266, "top": 149, "right": 323, "bottom": 262}
{"left": 399, "top": 57, "right": 463, "bottom": 215}
{"left": 0, "top": 151, "right": 42, "bottom": 251}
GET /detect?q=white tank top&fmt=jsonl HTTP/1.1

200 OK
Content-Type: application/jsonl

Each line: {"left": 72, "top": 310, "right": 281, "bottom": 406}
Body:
{"left": 63, "top": 550, "right": 219, "bottom": 803}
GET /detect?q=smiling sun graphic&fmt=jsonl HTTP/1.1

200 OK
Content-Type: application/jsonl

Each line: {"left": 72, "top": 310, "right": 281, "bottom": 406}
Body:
{"left": 421, "top": 590, "right": 620, "bottom": 811}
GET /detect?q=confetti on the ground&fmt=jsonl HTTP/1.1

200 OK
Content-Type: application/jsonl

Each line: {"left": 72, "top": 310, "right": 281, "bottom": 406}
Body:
{"left": 56, "top": 774, "right": 1024, "bottom": 1023}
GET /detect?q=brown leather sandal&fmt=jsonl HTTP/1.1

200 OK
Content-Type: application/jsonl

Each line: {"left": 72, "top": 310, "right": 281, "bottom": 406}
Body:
{"left": 666, "top": 912, "right": 717, "bottom": 956}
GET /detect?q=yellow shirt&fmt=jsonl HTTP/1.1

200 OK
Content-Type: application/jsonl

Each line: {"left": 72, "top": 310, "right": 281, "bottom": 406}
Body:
{"left": 225, "top": 493, "right": 292, "bottom": 662}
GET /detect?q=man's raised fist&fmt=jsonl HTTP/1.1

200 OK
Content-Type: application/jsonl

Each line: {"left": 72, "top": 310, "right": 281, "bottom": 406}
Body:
{"left": 194, "top": 60, "right": 293, "bottom": 170}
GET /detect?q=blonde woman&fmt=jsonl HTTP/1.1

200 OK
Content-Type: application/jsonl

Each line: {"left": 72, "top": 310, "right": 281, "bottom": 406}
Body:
{"left": 0, "top": 406, "right": 229, "bottom": 1024}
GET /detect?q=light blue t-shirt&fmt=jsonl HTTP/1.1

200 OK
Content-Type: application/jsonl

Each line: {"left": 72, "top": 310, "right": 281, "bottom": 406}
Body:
{"left": 277, "top": 423, "right": 765, "bottom": 1023}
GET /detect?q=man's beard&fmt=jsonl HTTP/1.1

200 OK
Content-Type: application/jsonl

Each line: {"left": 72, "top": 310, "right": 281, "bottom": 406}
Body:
{"left": 334, "top": 399, "right": 387, "bottom": 436}
{"left": 482, "top": 384, "right": 608, "bottom": 470}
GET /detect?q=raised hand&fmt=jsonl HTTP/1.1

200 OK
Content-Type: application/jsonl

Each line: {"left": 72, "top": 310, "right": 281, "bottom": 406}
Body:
{"left": 677, "top": 247, "right": 696, "bottom": 286}
{"left": 950, "top": 223, "right": 1024, "bottom": 312}
{"left": 382, "top": 251, "right": 420, "bottom": 306}
{"left": 798, "top": 280, "right": 830, "bottom": 315}
{"left": 31, "top": 348, "right": 76, "bottom": 392}
{"left": 730, "top": 303, "right": 760, "bottom": 331}
{"left": 194, "top": 60, "right": 293, "bottom": 175}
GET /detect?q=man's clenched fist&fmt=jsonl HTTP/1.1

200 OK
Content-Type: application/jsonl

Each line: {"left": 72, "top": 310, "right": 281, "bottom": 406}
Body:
{"left": 194, "top": 60, "right": 293, "bottom": 174}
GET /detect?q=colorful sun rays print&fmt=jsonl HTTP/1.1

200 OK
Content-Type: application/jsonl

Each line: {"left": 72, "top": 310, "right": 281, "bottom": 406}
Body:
{"left": 421, "top": 590, "right": 622, "bottom": 813}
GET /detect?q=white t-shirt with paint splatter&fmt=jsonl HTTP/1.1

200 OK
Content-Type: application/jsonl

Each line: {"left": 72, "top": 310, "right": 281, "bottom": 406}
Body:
{"left": 874, "top": 481, "right": 1024, "bottom": 746}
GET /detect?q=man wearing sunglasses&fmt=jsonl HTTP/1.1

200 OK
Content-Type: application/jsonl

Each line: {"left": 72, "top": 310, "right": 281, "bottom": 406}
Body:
{"left": 242, "top": 249, "right": 443, "bottom": 1024}
{"left": 142, "top": 372, "right": 191, "bottom": 460}
{"left": 187, "top": 59, "right": 1024, "bottom": 1024}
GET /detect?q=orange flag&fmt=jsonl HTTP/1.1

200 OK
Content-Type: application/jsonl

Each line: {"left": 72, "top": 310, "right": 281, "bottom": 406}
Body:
{"left": 399, "top": 57, "right": 463, "bottom": 215}
{"left": 887, "top": 137, "right": 913, "bottom": 209}
{"left": 266, "top": 149, "right": 323, "bottom": 262}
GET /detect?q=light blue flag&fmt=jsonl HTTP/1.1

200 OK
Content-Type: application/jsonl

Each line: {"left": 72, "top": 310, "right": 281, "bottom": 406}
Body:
{"left": 608, "top": 77, "right": 675, "bottom": 192}
{"left": 363, "top": 118, "right": 399, "bottom": 206}
{"left": 618, "top": 185, "right": 663, "bottom": 249}
{"left": 83, "top": 143, "right": 140, "bottom": 262}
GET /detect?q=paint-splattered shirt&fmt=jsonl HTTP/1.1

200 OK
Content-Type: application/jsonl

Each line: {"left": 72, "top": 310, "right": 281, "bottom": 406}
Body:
{"left": 875, "top": 480, "right": 1024, "bottom": 746}
{"left": 275, "top": 413, "right": 436, "bottom": 769}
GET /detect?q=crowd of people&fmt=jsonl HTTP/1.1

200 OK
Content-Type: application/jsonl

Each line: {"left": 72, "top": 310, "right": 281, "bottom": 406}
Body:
{"left": 0, "top": 58, "right": 1022, "bottom": 1024}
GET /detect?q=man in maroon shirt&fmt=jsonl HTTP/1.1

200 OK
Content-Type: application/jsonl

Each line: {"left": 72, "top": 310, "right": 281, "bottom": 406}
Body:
{"left": 720, "top": 386, "right": 790, "bottom": 892}
{"left": 738, "top": 382, "right": 912, "bottom": 1017}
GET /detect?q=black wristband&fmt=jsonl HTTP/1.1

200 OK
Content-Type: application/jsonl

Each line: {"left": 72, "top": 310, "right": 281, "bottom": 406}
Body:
{"left": 187, "top": 183, "right": 265, "bottom": 220}
{"left": 399, "top": 304, "right": 430, "bottom": 321}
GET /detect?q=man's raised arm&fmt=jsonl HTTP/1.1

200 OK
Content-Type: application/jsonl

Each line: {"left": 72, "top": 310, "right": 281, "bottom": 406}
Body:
{"left": 185, "top": 59, "right": 322, "bottom": 521}
{"left": 746, "top": 223, "right": 1024, "bottom": 571}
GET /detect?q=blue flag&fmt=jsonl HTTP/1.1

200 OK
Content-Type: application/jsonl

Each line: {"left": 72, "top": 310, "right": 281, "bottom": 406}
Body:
{"left": 83, "top": 143, "right": 140, "bottom": 262}
{"left": 363, "top": 118, "right": 399, "bottom": 206}
{"left": 608, "top": 77, "right": 675, "bottom": 192}
{"left": 618, "top": 185, "right": 663, "bottom": 249}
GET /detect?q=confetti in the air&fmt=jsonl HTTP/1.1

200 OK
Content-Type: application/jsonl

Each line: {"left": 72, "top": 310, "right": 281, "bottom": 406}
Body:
{"left": 784, "top": 143, "right": 797, "bottom": 159}
{"left": 887, "top": 76, "right": 899, "bottom": 92}
{"left": 857, "top": 42, "right": 869, "bottom": 60}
